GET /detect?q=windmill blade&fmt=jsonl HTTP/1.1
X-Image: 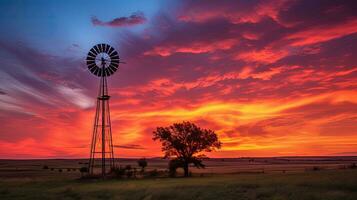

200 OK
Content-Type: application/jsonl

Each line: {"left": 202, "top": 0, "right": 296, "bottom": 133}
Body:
{"left": 86, "top": 56, "right": 95, "bottom": 61}
{"left": 103, "top": 68, "right": 108, "bottom": 77}
{"left": 110, "top": 55, "right": 119, "bottom": 61}
{"left": 104, "top": 68, "right": 111, "bottom": 76}
{"left": 99, "top": 44, "right": 104, "bottom": 52}
{"left": 101, "top": 44, "right": 106, "bottom": 53}
{"left": 107, "top": 66, "right": 115, "bottom": 74}
{"left": 88, "top": 51, "right": 96, "bottom": 58}
{"left": 110, "top": 67, "right": 118, "bottom": 75}
{"left": 90, "top": 48, "right": 98, "bottom": 56}
{"left": 87, "top": 61, "right": 95, "bottom": 67}
{"left": 110, "top": 62, "right": 119, "bottom": 69}
{"left": 109, "top": 62, "right": 118, "bottom": 69}
{"left": 93, "top": 67, "right": 100, "bottom": 75}
{"left": 110, "top": 50, "right": 118, "bottom": 57}
{"left": 104, "top": 44, "right": 110, "bottom": 53}
{"left": 108, "top": 47, "right": 114, "bottom": 55}
{"left": 110, "top": 59, "right": 119, "bottom": 64}
{"left": 90, "top": 66, "right": 97, "bottom": 74}
{"left": 88, "top": 63, "right": 96, "bottom": 70}
{"left": 93, "top": 45, "right": 100, "bottom": 54}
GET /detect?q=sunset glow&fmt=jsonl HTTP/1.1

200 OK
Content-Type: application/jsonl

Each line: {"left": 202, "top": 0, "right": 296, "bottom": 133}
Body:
{"left": 0, "top": 0, "right": 356, "bottom": 159}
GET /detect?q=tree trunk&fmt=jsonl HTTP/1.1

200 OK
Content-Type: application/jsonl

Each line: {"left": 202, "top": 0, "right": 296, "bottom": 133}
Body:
{"left": 183, "top": 162, "right": 189, "bottom": 177}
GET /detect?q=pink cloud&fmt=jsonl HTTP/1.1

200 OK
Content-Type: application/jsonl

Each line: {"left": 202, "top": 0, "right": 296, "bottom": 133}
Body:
{"left": 286, "top": 18, "right": 357, "bottom": 46}
{"left": 92, "top": 12, "right": 146, "bottom": 27}
{"left": 178, "top": 0, "right": 289, "bottom": 24}
{"left": 144, "top": 39, "right": 238, "bottom": 57}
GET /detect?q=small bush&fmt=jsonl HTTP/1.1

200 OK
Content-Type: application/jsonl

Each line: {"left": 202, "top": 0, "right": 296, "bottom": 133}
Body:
{"left": 125, "top": 165, "right": 132, "bottom": 170}
{"left": 148, "top": 169, "right": 159, "bottom": 177}
{"left": 137, "top": 158, "right": 148, "bottom": 172}
{"left": 79, "top": 167, "right": 88, "bottom": 177}
{"left": 312, "top": 166, "right": 321, "bottom": 171}
{"left": 80, "top": 167, "right": 88, "bottom": 173}
{"left": 126, "top": 169, "right": 134, "bottom": 178}
{"left": 111, "top": 167, "right": 126, "bottom": 178}
{"left": 42, "top": 165, "right": 49, "bottom": 170}
{"left": 58, "top": 169, "right": 63, "bottom": 172}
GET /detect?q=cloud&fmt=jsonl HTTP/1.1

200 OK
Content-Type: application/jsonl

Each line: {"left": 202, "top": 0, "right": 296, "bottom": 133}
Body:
{"left": 91, "top": 12, "right": 146, "bottom": 27}
{"left": 57, "top": 86, "right": 94, "bottom": 109}
{"left": 1, "top": 0, "right": 357, "bottom": 158}
{"left": 177, "top": 0, "right": 290, "bottom": 24}
{"left": 332, "top": 152, "right": 357, "bottom": 156}
{"left": 0, "top": 89, "right": 6, "bottom": 95}
{"left": 286, "top": 18, "right": 357, "bottom": 46}
{"left": 144, "top": 39, "right": 238, "bottom": 57}
{"left": 235, "top": 47, "right": 289, "bottom": 64}
{"left": 114, "top": 144, "right": 146, "bottom": 150}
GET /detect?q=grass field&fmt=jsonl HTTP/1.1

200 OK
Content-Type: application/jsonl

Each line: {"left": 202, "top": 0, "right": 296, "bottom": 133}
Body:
{"left": 1, "top": 157, "right": 357, "bottom": 200}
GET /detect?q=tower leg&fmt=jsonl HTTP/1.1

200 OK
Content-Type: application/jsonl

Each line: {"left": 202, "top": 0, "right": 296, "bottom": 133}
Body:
{"left": 88, "top": 73, "right": 115, "bottom": 178}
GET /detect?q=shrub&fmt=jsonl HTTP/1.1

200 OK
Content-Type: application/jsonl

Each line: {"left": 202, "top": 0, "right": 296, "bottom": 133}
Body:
{"left": 42, "top": 165, "right": 49, "bottom": 170}
{"left": 111, "top": 167, "right": 126, "bottom": 178}
{"left": 80, "top": 167, "right": 88, "bottom": 173}
{"left": 126, "top": 169, "right": 134, "bottom": 178}
{"left": 137, "top": 158, "right": 148, "bottom": 172}
{"left": 79, "top": 167, "right": 88, "bottom": 177}
{"left": 312, "top": 166, "right": 321, "bottom": 171}
{"left": 148, "top": 169, "right": 159, "bottom": 177}
{"left": 125, "top": 165, "right": 132, "bottom": 170}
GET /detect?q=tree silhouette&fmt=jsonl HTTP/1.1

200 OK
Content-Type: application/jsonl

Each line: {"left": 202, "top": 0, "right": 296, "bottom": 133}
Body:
{"left": 153, "top": 121, "right": 221, "bottom": 177}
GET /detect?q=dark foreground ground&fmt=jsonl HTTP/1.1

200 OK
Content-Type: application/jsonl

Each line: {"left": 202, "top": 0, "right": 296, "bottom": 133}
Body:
{"left": 0, "top": 157, "right": 357, "bottom": 200}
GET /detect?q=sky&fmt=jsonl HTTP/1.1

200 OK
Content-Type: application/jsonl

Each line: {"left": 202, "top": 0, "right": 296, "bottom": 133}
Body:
{"left": 0, "top": 0, "right": 356, "bottom": 159}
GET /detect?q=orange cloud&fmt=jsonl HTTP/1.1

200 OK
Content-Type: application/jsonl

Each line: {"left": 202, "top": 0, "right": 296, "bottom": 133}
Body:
{"left": 106, "top": 90, "right": 357, "bottom": 157}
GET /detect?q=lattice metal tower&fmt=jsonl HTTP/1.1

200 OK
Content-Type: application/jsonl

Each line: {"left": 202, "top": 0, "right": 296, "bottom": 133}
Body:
{"left": 86, "top": 43, "right": 121, "bottom": 177}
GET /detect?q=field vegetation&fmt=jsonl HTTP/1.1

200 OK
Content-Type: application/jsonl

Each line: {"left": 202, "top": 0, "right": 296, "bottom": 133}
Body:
{"left": 0, "top": 157, "right": 357, "bottom": 200}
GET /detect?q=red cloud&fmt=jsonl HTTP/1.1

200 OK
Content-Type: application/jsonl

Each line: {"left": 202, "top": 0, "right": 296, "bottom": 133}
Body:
{"left": 92, "top": 12, "right": 146, "bottom": 27}
{"left": 235, "top": 47, "right": 289, "bottom": 64}
{"left": 178, "top": 0, "right": 289, "bottom": 24}
{"left": 144, "top": 39, "right": 238, "bottom": 57}
{"left": 287, "top": 18, "right": 357, "bottom": 46}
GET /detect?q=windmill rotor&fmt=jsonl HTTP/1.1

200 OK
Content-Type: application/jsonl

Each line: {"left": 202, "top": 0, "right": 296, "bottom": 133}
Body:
{"left": 86, "top": 43, "right": 120, "bottom": 77}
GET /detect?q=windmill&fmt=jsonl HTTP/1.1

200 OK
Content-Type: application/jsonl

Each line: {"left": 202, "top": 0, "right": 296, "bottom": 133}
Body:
{"left": 86, "top": 43, "right": 121, "bottom": 177}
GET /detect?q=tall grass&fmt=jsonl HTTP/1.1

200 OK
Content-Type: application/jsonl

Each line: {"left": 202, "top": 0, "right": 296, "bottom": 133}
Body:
{"left": 0, "top": 169, "right": 356, "bottom": 200}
